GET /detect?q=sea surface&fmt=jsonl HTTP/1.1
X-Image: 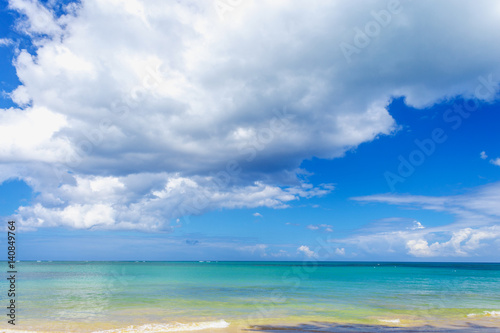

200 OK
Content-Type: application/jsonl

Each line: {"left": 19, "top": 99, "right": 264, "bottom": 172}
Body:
{"left": 1, "top": 261, "right": 499, "bottom": 332}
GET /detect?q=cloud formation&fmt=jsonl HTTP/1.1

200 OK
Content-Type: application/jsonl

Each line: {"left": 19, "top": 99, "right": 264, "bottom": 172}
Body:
{"left": 405, "top": 227, "right": 500, "bottom": 257}
{"left": 0, "top": 38, "right": 13, "bottom": 46}
{"left": 2, "top": 0, "right": 500, "bottom": 230}
{"left": 307, "top": 224, "right": 333, "bottom": 232}
{"left": 9, "top": 171, "right": 332, "bottom": 230}
{"left": 344, "top": 182, "right": 500, "bottom": 257}
{"left": 297, "top": 245, "right": 316, "bottom": 258}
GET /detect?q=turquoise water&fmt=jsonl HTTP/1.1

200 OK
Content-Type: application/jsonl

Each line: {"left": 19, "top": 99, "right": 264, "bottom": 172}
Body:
{"left": 1, "top": 261, "right": 500, "bottom": 332}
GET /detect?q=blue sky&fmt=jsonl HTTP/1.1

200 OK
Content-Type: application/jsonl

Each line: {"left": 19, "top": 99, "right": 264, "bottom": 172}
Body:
{"left": 1, "top": 0, "right": 500, "bottom": 261}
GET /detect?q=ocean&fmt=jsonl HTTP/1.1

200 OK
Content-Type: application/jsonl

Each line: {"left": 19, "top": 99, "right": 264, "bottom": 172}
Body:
{"left": 1, "top": 261, "right": 499, "bottom": 332}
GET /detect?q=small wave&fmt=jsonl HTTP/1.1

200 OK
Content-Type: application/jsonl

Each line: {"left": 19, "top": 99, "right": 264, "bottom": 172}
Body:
{"left": 93, "top": 319, "right": 230, "bottom": 333}
{"left": 485, "top": 311, "right": 500, "bottom": 317}
{"left": 378, "top": 319, "right": 400, "bottom": 324}
{"left": 467, "top": 310, "right": 500, "bottom": 318}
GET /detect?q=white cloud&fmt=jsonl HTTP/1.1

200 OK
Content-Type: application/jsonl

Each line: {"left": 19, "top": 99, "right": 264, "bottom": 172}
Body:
{"left": 346, "top": 182, "right": 500, "bottom": 257}
{"left": 335, "top": 248, "right": 345, "bottom": 256}
{"left": 270, "top": 249, "right": 290, "bottom": 258}
{"left": 11, "top": 172, "right": 332, "bottom": 231}
{"left": 481, "top": 151, "right": 500, "bottom": 166}
{"left": 363, "top": 217, "right": 425, "bottom": 233}
{"left": 2, "top": 0, "right": 500, "bottom": 230}
{"left": 406, "top": 239, "right": 433, "bottom": 257}
{"left": 253, "top": 212, "right": 263, "bottom": 218}
{"left": 353, "top": 181, "right": 500, "bottom": 223}
{"left": 307, "top": 224, "right": 333, "bottom": 232}
{"left": 297, "top": 245, "right": 316, "bottom": 258}
{"left": 320, "top": 224, "right": 334, "bottom": 232}
{"left": 0, "top": 38, "right": 13, "bottom": 46}
{"left": 239, "top": 243, "right": 267, "bottom": 256}
{"left": 334, "top": 225, "right": 500, "bottom": 258}
{"left": 406, "top": 227, "right": 500, "bottom": 257}
{"left": 8, "top": 0, "right": 62, "bottom": 37}
{"left": 410, "top": 220, "right": 425, "bottom": 230}
{"left": 0, "top": 107, "right": 69, "bottom": 162}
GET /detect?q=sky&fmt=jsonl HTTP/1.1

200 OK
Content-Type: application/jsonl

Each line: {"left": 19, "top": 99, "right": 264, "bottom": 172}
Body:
{"left": 0, "top": 0, "right": 499, "bottom": 261}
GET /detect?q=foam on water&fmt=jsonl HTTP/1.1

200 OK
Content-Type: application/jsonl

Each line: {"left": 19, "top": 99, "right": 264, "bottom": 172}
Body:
{"left": 467, "top": 310, "right": 500, "bottom": 318}
{"left": 93, "top": 320, "right": 230, "bottom": 333}
{"left": 378, "top": 318, "right": 400, "bottom": 324}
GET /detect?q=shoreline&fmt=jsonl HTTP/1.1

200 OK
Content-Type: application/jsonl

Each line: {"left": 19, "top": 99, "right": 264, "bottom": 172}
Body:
{"left": 1, "top": 316, "right": 500, "bottom": 333}
{"left": 3, "top": 262, "right": 499, "bottom": 332}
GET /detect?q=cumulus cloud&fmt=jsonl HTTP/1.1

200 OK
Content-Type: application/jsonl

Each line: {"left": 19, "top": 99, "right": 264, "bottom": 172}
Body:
{"left": 410, "top": 220, "right": 425, "bottom": 230}
{"left": 297, "top": 245, "right": 316, "bottom": 258}
{"left": 9, "top": 0, "right": 63, "bottom": 37}
{"left": 253, "top": 212, "right": 263, "bottom": 218}
{"left": 481, "top": 151, "right": 500, "bottom": 166}
{"left": 405, "top": 227, "right": 500, "bottom": 257}
{"left": 10, "top": 171, "right": 333, "bottom": 231}
{"left": 334, "top": 225, "right": 500, "bottom": 258}
{"left": 490, "top": 158, "right": 500, "bottom": 167}
{"left": 2, "top": 0, "right": 500, "bottom": 230}
{"left": 0, "top": 107, "right": 69, "bottom": 162}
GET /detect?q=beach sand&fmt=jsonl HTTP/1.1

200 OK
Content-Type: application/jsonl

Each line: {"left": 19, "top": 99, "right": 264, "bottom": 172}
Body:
{"left": 2, "top": 316, "right": 500, "bottom": 333}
